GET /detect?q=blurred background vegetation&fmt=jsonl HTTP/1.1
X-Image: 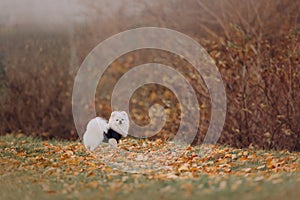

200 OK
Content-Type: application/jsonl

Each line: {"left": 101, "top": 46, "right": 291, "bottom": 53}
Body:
{"left": 0, "top": 0, "right": 299, "bottom": 151}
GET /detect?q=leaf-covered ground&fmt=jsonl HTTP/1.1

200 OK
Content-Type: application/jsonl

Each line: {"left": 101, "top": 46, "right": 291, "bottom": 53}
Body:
{"left": 0, "top": 134, "right": 299, "bottom": 200}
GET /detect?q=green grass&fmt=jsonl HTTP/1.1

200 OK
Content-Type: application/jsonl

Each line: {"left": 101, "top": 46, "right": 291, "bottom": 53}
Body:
{"left": 0, "top": 134, "right": 299, "bottom": 200}
{"left": 1, "top": 170, "right": 299, "bottom": 200}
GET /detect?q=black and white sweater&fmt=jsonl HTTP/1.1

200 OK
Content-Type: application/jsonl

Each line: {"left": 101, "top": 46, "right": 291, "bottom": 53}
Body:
{"left": 103, "top": 128, "right": 122, "bottom": 143}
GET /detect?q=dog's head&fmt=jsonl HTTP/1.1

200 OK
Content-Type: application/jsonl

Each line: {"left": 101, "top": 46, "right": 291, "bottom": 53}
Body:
{"left": 108, "top": 111, "right": 129, "bottom": 137}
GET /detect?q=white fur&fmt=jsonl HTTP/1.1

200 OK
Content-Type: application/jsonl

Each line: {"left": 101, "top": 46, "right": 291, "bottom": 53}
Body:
{"left": 83, "top": 111, "right": 130, "bottom": 151}
{"left": 108, "top": 111, "right": 129, "bottom": 138}
{"left": 108, "top": 138, "right": 118, "bottom": 148}
{"left": 83, "top": 117, "right": 108, "bottom": 151}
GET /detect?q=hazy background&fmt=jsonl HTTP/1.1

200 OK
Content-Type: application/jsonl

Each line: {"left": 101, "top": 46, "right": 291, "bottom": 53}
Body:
{"left": 0, "top": 0, "right": 299, "bottom": 151}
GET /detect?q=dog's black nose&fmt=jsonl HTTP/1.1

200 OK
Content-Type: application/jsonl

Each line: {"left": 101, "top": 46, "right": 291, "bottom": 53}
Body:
{"left": 119, "top": 121, "right": 122, "bottom": 125}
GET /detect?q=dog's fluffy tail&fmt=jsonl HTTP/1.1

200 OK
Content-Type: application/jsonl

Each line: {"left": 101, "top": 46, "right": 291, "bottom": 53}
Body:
{"left": 83, "top": 117, "right": 108, "bottom": 151}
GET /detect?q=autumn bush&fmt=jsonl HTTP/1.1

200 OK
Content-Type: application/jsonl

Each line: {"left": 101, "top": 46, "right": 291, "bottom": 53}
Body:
{"left": 210, "top": 28, "right": 300, "bottom": 150}
{"left": 0, "top": 29, "right": 75, "bottom": 139}
{"left": 0, "top": 0, "right": 299, "bottom": 150}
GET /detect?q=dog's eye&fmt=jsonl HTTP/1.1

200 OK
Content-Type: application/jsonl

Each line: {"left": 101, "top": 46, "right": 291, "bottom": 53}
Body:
{"left": 116, "top": 119, "right": 119, "bottom": 121}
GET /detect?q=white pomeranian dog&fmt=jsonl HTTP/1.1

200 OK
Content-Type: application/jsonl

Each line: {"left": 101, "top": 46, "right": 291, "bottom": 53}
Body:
{"left": 83, "top": 111, "right": 129, "bottom": 151}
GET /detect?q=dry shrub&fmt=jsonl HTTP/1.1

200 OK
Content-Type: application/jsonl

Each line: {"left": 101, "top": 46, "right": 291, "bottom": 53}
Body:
{"left": 212, "top": 28, "right": 300, "bottom": 150}
{"left": 193, "top": 0, "right": 300, "bottom": 150}
{"left": 0, "top": 29, "right": 76, "bottom": 139}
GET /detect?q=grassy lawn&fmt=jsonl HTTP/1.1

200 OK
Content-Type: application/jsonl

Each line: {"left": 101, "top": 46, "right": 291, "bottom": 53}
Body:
{"left": 0, "top": 134, "right": 299, "bottom": 200}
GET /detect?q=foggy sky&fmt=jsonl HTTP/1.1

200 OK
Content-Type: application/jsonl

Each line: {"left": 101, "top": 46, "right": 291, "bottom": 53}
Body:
{"left": 0, "top": 0, "right": 149, "bottom": 29}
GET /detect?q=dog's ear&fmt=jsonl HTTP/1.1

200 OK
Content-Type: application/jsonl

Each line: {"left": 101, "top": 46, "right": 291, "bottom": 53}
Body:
{"left": 121, "top": 111, "right": 127, "bottom": 116}
{"left": 111, "top": 111, "right": 117, "bottom": 118}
